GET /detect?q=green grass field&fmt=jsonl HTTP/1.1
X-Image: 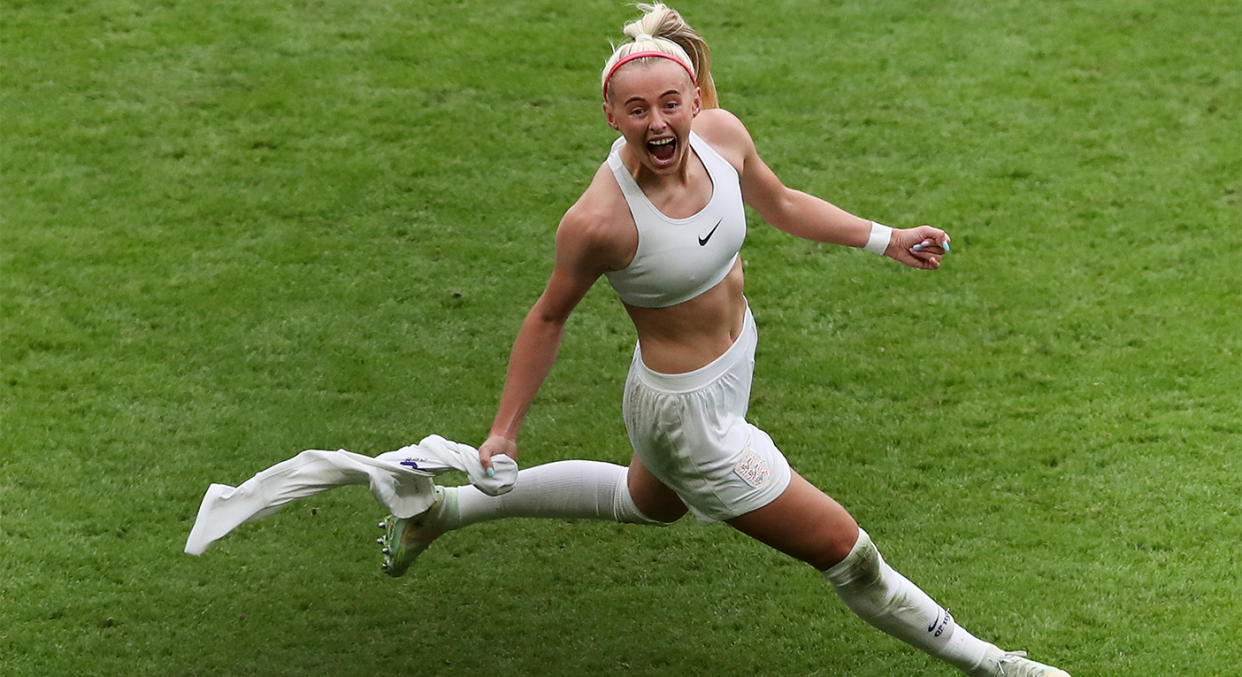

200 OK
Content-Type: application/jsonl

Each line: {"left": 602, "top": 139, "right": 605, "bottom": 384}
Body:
{"left": 3, "top": 0, "right": 1239, "bottom": 674}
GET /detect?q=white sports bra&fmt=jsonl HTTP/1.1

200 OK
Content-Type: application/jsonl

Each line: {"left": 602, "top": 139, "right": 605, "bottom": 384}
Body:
{"left": 603, "top": 131, "right": 746, "bottom": 308}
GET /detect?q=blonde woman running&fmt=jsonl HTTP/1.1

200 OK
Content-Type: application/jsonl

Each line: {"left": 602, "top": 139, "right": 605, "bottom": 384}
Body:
{"left": 379, "top": 5, "right": 1070, "bottom": 676}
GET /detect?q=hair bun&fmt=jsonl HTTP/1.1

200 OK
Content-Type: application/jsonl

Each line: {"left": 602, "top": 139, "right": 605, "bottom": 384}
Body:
{"left": 603, "top": 3, "right": 719, "bottom": 109}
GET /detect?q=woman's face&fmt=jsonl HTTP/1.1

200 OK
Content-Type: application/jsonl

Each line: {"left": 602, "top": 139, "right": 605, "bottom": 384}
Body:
{"left": 604, "top": 59, "right": 701, "bottom": 175}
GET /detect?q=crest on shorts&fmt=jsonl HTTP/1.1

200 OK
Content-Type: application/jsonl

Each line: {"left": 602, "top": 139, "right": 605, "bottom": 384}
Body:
{"left": 733, "top": 448, "right": 771, "bottom": 489}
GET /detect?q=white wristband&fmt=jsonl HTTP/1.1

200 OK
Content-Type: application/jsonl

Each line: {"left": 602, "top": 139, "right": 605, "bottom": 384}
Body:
{"left": 864, "top": 221, "right": 892, "bottom": 255}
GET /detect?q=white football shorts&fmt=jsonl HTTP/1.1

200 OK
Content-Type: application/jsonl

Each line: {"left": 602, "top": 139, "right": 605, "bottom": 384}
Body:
{"left": 622, "top": 305, "right": 793, "bottom": 522}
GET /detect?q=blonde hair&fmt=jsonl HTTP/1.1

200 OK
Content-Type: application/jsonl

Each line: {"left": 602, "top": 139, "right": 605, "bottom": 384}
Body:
{"left": 600, "top": 3, "right": 718, "bottom": 109}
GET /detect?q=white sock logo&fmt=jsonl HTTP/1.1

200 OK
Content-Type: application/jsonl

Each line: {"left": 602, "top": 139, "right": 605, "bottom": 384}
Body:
{"left": 927, "top": 608, "right": 953, "bottom": 638}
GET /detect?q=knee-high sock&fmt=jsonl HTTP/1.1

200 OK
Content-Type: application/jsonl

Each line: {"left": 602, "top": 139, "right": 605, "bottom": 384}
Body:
{"left": 428, "top": 460, "right": 669, "bottom": 531}
{"left": 823, "top": 529, "right": 996, "bottom": 676}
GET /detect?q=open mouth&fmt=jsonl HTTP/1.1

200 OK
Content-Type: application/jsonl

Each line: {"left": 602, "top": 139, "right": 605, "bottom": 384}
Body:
{"left": 647, "top": 136, "right": 677, "bottom": 163}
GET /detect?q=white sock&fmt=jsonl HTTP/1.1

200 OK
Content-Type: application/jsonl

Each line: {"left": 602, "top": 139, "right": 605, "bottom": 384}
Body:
{"left": 428, "top": 460, "right": 669, "bottom": 531}
{"left": 822, "top": 529, "right": 996, "bottom": 676}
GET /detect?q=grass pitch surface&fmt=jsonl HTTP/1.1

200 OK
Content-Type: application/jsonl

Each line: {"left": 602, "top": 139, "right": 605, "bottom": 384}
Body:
{"left": 2, "top": 1, "right": 1239, "bottom": 674}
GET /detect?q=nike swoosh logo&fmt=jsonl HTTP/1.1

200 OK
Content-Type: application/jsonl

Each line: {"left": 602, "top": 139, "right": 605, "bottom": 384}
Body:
{"left": 928, "top": 608, "right": 952, "bottom": 635}
{"left": 698, "top": 218, "right": 723, "bottom": 246}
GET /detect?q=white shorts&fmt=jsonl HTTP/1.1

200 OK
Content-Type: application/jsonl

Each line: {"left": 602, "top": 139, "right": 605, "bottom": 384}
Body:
{"left": 622, "top": 306, "right": 793, "bottom": 522}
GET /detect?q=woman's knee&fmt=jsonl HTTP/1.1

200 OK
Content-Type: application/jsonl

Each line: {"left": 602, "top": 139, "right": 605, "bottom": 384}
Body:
{"left": 728, "top": 472, "right": 859, "bottom": 570}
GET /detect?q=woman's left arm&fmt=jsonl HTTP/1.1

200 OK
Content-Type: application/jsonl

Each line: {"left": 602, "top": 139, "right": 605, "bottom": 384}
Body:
{"left": 704, "top": 110, "right": 949, "bottom": 269}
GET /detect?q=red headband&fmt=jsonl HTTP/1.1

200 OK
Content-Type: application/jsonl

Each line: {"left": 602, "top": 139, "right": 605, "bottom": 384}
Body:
{"left": 602, "top": 50, "right": 696, "bottom": 99}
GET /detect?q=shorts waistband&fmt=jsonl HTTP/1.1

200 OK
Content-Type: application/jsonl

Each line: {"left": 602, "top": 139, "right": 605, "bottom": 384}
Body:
{"left": 632, "top": 305, "right": 756, "bottom": 393}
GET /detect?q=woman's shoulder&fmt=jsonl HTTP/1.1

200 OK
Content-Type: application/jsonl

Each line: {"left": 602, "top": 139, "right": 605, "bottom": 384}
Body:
{"left": 693, "top": 108, "right": 754, "bottom": 172}
{"left": 693, "top": 108, "right": 750, "bottom": 141}
{"left": 565, "top": 161, "right": 627, "bottom": 227}
{"left": 555, "top": 161, "right": 637, "bottom": 269}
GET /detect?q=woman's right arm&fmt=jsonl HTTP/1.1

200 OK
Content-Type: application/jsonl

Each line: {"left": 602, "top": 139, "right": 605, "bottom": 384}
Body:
{"left": 478, "top": 197, "right": 625, "bottom": 471}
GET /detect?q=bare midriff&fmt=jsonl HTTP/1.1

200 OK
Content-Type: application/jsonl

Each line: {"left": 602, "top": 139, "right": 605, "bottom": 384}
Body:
{"left": 622, "top": 257, "right": 746, "bottom": 374}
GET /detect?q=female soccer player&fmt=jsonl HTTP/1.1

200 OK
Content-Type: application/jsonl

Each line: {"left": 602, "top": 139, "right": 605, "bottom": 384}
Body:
{"left": 379, "top": 5, "right": 1069, "bottom": 676}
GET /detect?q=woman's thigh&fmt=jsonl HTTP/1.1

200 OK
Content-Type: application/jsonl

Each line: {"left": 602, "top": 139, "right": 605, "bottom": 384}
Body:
{"left": 626, "top": 453, "right": 689, "bottom": 523}
{"left": 726, "top": 471, "right": 859, "bottom": 571}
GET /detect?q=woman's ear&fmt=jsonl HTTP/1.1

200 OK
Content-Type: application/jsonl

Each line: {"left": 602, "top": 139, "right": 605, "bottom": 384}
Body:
{"left": 603, "top": 101, "right": 620, "bottom": 130}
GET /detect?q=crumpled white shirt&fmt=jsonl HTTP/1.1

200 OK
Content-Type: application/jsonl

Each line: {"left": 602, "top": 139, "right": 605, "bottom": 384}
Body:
{"left": 184, "top": 434, "right": 517, "bottom": 556}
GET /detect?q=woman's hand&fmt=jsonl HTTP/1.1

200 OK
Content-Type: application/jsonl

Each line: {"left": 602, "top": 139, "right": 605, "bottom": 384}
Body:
{"left": 479, "top": 434, "right": 518, "bottom": 475}
{"left": 888, "top": 225, "right": 951, "bottom": 269}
